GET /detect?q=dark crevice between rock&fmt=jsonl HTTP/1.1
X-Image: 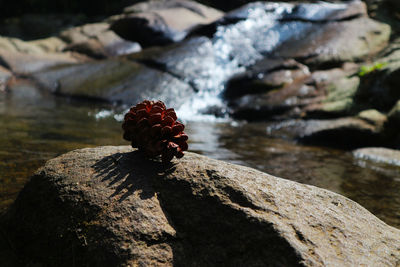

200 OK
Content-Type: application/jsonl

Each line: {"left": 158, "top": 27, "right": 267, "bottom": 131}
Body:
{"left": 297, "top": 129, "right": 384, "bottom": 150}
{"left": 293, "top": 55, "right": 346, "bottom": 72}
{"left": 381, "top": 46, "right": 400, "bottom": 58}
{"left": 188, "top": 17, "right": 245, "bottom": 38}
{"left": 0, "top": 56, "right": 12, "bottom": 71}
{"left": 278, "top": 13, "right": 364, "bottom": 24}
{"left": 111, "top": 17, "right": 175, "bottom": 48}
{"left": 353, "top": 69, "right": 400, "bottom": 112}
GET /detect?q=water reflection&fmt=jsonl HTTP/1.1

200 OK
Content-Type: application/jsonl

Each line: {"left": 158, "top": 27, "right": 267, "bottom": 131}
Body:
{"left": 0, "top": 86, "right": 399, "bottom": 228}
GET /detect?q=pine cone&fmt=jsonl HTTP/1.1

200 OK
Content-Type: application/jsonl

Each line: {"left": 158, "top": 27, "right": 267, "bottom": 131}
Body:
{"left": 122, "top": 100, "right": 188, "bottom": 163}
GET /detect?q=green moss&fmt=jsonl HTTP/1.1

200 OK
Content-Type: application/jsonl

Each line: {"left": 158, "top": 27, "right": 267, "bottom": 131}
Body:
{"left": 358, "top": 62, "right": 388, "bottom": 77}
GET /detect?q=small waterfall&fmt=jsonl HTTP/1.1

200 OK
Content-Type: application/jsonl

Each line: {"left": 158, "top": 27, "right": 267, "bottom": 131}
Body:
{"left": 98, "top": 1, "right": 354, "bottom": 122}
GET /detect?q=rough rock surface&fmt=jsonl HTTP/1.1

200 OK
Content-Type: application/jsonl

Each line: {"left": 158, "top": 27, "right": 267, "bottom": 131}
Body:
{"left": 356, "top": 37, "right": 400, "bottom": 110}
{"left": 0, "top": 48, "right": 82, "bottom": 74}
{"left": 295, "top": 117, "right": 383, "bottom": 148}
{"left": 353, "top": 147, "right": 400, "bottom": 166}
{"left": 60, "top": 23, "right": 141, "bottom": 58}
{"left": 33, "top": 59, "right": 195, "bottom": 107}
{"left": 357, "top": 109, "right": 387, "bottom": 128}
{"left": 2, "top": 146, "right": 400, "bottom": 266}
{"left": 304, "top": 75, "right": 360, "bottom": 118}
{"left": 110, "top": 0, "right": 223, "bottom": 46}
{"left": 0, "top": 36, "right": 66, "bottom": 54}
{"left": 212, "top": 0, "right": 390, "bottom": 120}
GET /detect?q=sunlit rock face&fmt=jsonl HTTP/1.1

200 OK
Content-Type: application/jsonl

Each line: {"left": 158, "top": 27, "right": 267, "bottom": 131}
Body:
{"left": 60, "top": 23, "right": 141, "bottom": 58}
{"left": 110, "top": 0, "right": 224, "bottom": 47}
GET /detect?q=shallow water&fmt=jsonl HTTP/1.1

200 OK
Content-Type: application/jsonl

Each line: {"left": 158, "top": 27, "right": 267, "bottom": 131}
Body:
{"left": 1, "top": 84, "right": 400, "bottom": 228}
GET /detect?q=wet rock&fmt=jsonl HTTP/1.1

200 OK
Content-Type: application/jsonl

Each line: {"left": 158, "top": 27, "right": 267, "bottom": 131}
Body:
{"left": 229, "top": 81, "right": 318, "bottom": 121}
{"left": 296, "top": 117, "right": 383, "bottom": 148}
{"left": 207, "top": 1, "right": 388, "bottom": 120}
{"left": 2, "top": 146, "right": 400, "bottom": 266}
{"left": 353, "top": 147, "right": 400, "bottom": 166}
{"left": 223, "top": 59, "right": 316, "bottom": 120}
{"left": 0, "top": 48, "right": 82, "bottom": 74}
{"left": 122, "top": 1, "right": 390, "bottom": 120}
{"left": 60, "top": 23, "right": 141, "bottom": 58}
{"left": 356, "top": 38, "right": 400, "bottom": 110}
{"left": 304, "top": 75, "right": 360, "bottom": 118}
{"left": 0, "top": 36, "right": 66, "bottom": 54}
{"left": 274, "top": 16, "right": 390, "bottom": 66}
{"left": 224, "top": 59, "right": 310, "bottom": 99}
{"left": 357, "top": 109, "right": 387, "bottom": 128}
{"left": 0, "top": 66, "right": 12, "bottom": 91}
{"left": 110, "top": 0, "right": 223, "bottom": 47}
{"left": 193, "top": 1, "right": 389, "bottom": 65}
{"left": 128, "top": 36, "right": 237, "bottom": 94}
{"left": 33, "top": 59, "right": 195, "bottom": 107}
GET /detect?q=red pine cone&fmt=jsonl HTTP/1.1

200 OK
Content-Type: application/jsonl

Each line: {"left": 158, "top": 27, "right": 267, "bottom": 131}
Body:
{"left": 122, "top": 100, "right": 188, "bottom": 163}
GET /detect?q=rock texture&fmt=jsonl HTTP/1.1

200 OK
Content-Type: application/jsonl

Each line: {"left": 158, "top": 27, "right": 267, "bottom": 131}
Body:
{"left": 353, "top": 147, "right": 400, "bottom": 166}
{"left": 110, "top": 0, "right": 223, "bottom": 46}
{"left": 33, "top": 58, "right": 195, "bottom": 107}
{"left": 2, "top": 146, "right": 400, "bottom": 266}
{"left": 296, "top": 117, "right": 382, "bottom": 148}
{"left": 0, "top": 48, "right": 81, "bottom": 74}
{"left": 60, "top": 23, "right": 141, "bottom": 58}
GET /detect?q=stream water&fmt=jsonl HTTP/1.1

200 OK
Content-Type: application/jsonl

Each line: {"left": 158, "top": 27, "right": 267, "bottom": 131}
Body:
{"left": 1, "top": 83, "right": 400, "bottom": 229}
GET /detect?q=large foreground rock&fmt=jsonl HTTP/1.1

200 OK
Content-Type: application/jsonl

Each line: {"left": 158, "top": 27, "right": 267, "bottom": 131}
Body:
{"left": 2, "top": 146, "right": 400, "bottom": 266}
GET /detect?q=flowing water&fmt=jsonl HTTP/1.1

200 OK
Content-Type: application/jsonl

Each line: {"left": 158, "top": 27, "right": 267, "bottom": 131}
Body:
{"left": 1, "top": 82, "right": 400, "bottom": 228}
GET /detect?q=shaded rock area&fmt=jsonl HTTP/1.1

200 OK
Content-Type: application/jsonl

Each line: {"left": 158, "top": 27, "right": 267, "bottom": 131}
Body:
{"left": 295, "top": 117, "right": 382, "bottom": 149}
{"left": 355, "top": 37, "right": 400, "bottom": 109}
{"left": 33, "top": 59, "right": 195, "bottom": 107}
{"left": 2, "top": 146, "right": 400, "bottom": 266}
{"left": 388, "top": 100, "right": 400, "bottom": 125}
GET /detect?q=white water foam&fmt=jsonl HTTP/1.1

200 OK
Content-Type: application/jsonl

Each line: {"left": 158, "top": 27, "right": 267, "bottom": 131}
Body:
{"left": 94, "top": 1, "right": 352, "bottom": 123}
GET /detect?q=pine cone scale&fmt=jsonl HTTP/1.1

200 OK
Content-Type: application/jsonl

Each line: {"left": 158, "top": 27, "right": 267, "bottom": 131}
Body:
{"left": 122, "top": 100, "right": 188, "bottom": 163}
